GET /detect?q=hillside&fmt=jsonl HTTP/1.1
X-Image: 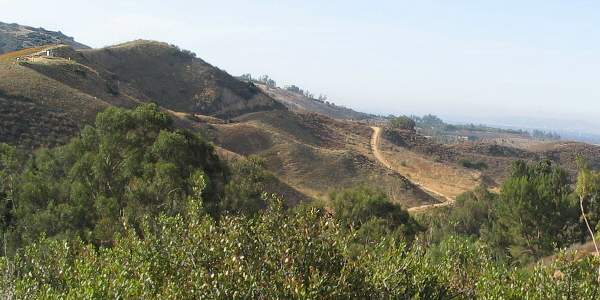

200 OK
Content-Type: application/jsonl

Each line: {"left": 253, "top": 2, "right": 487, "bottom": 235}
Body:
{"left": 373, "top": 127, "right": 481, "bottom": 204}
{"left": 0, "top": 42, "right": 284, "bottom": 147}
{"left": 209, "top": 110, "right": 439, "bottom": 207}
{"left": 0, "top": 41, "right": 446, "bottom": 209}
{"left": 2, "top": 40, "right": 600, "bottom": 212}
{"left": 0, "top": 21, "right": 89, "bottom": 54}
{"left": 256, "top": 83, "right": 376, "bottom": 120}
{"left": 80, "top": 41, "right": 285, "bottom": 118}
{"left": 3, "top": 13, "right": 600, "bottom": 298}
{"left": 0, "top": 93, "right": 80, "bottom": 148}
{"left": 382, "top": 126, "right": 600, "bottom": 186}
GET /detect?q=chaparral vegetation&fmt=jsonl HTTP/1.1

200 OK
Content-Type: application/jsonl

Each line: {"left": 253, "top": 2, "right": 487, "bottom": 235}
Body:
{"left": 0, "top": 105, "right": 599, "bottom": 299}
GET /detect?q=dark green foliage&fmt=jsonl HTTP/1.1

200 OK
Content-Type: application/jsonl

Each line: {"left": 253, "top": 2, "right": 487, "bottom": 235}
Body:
{"left": 330, "top": 186, "right": 423, "bottom": 242}
{"left": 483, "top": 160, "right": 581, "bottom": 263}
{"left": 1, "top": 104, "right": 600, "bottom": 297}
{"left": 576, "top": 157, "right": 600, "bottom": 234}
{"left": 459, "top": 159, "right": 488, "bottom": 170}
{"left": 222, "top": 156, "right": 273, "bottom": 215}
{"left": 1, "top": 199, "right": 599, "bottom": 299}
{"left": 425, "top": 186, "right": 497, "bottom": 244}
{"left": 388, "top": 115, "right": 416, "bottom": 131}
{"left": 0, "top": 144, "right": 25, "bottom": 233}
{"left": 425, "top": 161, "right": 584, "bottom": 264}
{"left": 448, "top": 187, "right": 496, "bottom": 237}
{"left": 0, "top": 104, "right": 227, "bottom": 251}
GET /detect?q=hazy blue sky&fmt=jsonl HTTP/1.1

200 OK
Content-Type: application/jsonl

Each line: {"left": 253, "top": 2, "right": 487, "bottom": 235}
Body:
{"left": 2, "top": 0, "right": 599, "bottom": 133}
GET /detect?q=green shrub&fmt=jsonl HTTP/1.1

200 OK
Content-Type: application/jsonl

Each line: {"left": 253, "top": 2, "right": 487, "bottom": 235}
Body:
{"left": 222, "top": 156, "right": 273, "bottom": 216}
{"left": 388, "top": 116, "right": 416, "bottom": 131}
{"left": 1, "top": 202, "right": 598, "bottom": 299}
{"left": 330, "top": 186, "right": 423, "bottom": 242}
{"left": 483, "top": 160, "right": 582, "bottom": 263}
{"left": 0, "top": 104, "right": 227, "bottom": 251}
{"left": 459, "top": 159, "right": 488, "bottom": 170}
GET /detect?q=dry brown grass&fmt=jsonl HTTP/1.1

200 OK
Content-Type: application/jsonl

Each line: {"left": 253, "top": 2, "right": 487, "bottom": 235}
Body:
{"left": 79, "top": 40, "right": 284, "bottom": 118}
{"left": 379, "top": 141, "right": 482, "bottom": 199}
{"left": 373, "top": 127, "right": 482, "bottom": 199}
{"left": 0, "top": 96, "right": 80, "bottom": 148}
{"left": 213, "top": 110, "right": 438, "bottom": 207}
{"left": 0, "top": 46, "right": 48, "bottom": 61}
{"left": 0, "top": 60, "right": 109, "bottom": 121}
{"left": 215, "top": 122, "right": 275, "bottom": 156}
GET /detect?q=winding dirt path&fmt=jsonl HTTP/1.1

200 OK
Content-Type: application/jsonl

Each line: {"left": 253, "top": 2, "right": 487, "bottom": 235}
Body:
{"left": 370, "top": 126, "right": 455, "bottom": 212}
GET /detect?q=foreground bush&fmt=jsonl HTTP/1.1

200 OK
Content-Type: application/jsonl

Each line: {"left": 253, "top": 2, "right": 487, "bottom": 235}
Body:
{"left": 1, "top": 195, "right": 598, "bottom": 299}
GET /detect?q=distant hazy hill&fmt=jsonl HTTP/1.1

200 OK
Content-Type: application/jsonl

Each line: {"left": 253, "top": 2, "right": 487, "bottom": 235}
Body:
{"left": 252, "top": 83, "right": 376, "bottom": 120}
{"left": 0, "top": 21, "right": 89, "bottom": 54}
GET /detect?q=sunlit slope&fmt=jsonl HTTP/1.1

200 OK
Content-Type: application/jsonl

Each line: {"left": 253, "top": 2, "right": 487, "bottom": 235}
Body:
{"left": 79, "top": 40, "right": 285, "bottom": 118}
{"left": 0, "top": 42, "right": 286, "bottom": 147}
{"left": 213, "top": 110, "right": 439, "bottom": 207}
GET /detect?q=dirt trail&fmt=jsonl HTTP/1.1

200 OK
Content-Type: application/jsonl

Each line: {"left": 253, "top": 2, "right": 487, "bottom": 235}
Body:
{"left": 370, "top": 126, "right": 455, "bottom": 212}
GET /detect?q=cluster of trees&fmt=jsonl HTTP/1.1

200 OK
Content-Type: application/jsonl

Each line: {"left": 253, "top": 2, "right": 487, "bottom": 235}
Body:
{"left": 330, "top": 186, "right": 422, "bottom": 246}
{"left": 388, "top": 115, "right": 416, "bottom": 131}
{"left": 458, "top": 159, "right": 488, "bottom": 170}
{"left": 410, "top": 114, "right": 528, "bottom": 136}
{"left": 531, "top": 129, "right": 561, "bottom": 140}
{"left": 426, "top": 159, "right": 600, "bottom": 265}
{"left": 0, "top": 104, "right": 275, "bottom": 254}
{"left": 239, "top": 74, "right": 277, "bottom": 88}
{"left": 285, "top": 85, "right": 328, "bottom": 103}
{"left": 285, "top": 85, "right": 314, "bottom": 99}
{"left": 1, "top": 185, "right": 599, "bottom": 298}
{"left": 0, "top": 105, "right": 599, "bottom": 298}
{"left": 411, "top": 114, "right": 446, "bottom": 129}
{"left": 238, "top": 73, "right": 335, "bottom": 105}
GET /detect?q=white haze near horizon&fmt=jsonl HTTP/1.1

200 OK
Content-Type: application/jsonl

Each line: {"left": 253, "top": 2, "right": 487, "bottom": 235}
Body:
{"left": 2, "top": 0, "right": 600, "bottom": 137}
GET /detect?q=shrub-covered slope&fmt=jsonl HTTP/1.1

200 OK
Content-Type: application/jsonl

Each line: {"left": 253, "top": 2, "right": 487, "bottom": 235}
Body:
{"left": 0, "top": 42, "right": 285, "bottom": 147}
{"left": 80, "top": 40, "right": 285, "bottom": 118}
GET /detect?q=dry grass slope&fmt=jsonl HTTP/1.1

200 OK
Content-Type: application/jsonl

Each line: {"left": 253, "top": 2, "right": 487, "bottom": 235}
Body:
{"left": 257, "top": 83, "right": 374, "bottom": 120}
{"left": 213, "top": 110, "right": 438, "bottom": 207}
{"left": 0, "top": 53, "right": 110, "bottom": 122}
{"left": 79, "top": 40, "right": 285, "bottom": 118}
{"left": 0, "top": 46, "right": 47, "bottom": 61}
{"left": 0, "top": 42, "right": 287, "bottom": 147}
